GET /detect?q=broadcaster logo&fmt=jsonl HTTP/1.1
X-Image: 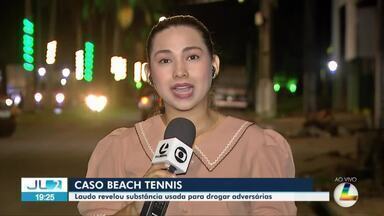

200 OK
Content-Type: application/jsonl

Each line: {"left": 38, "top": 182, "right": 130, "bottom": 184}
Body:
{"left": 333, "top": 182, "right": 358, "bottom": 207}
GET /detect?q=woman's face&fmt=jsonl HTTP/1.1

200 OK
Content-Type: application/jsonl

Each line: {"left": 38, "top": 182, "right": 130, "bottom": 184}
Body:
{"left": 148, "top": 26, "right": 219, "bottom": 111}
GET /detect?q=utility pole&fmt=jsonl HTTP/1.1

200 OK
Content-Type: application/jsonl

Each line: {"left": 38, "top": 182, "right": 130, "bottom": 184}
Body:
{"left": 375, "top": 0, "right": 384, "bottom": 129}
{"left": 345, "top": 0, "right": 359, "bottom": 113}
{"left": 256, "top": 0, "right": 276, "bottom": 118}
{"left": 331, "top": 0, "right": 344, "bottom": 111}
{"left": 303, "top": 0, "right": 317, "bottom": 113}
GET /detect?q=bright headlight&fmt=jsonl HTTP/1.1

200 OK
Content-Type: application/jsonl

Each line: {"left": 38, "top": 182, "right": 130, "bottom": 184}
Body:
{"left": 85, "top": 94, "right": 107, "bottom": 112}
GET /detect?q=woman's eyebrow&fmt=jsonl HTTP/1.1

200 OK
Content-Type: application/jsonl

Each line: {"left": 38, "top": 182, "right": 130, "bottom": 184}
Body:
{"left": 153, "top": 46, "right": 203, "bottom": 57}
{"left": 183, "top": 46, "right": 203, "bottom": 52}
{"left": 153, "top": 49, "right": 171, "bottom": 57}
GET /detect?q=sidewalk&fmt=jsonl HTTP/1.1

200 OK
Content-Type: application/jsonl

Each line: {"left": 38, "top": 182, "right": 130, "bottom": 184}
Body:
{"left": 223, "top": 109, "right": 381, "bottom": 215}
{"left": 257, "top": 112, "right": 368, "bottom": 136}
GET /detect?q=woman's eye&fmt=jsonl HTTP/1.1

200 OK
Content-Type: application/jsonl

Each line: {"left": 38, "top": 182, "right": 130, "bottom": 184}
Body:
{"left": 187, "top": 55, "right": 199, "bottom": 61}
{"left": 159, "top": 59, "right": 171, "bottom": 64}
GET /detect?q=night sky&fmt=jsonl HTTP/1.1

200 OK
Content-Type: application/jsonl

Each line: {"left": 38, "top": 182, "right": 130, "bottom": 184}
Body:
{"left": 0, "top": 0, "right": 331, "bottom": 88}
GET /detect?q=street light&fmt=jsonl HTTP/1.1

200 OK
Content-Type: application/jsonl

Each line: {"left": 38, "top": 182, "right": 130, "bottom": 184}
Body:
{"left": 327, "top": 60, "right": 338, "bottom": 73}
{"left": 55, "top": 93, "right": 65, "bottom": 104}
{"left": 62, "top": 68, "right": 70, "bottom": 78}
{"left": 34, "top": 92, "right": 42, "bottom": 103}
{"left": 60, "top": 78, "right": 67, "bottom": 86}
{"left": 85, "top": 94, "right": 107, "bottom": 112}
{"left": 14, "top": 95, "right": 22, "bottom": 106}
{"left": 5, "top": 98, "right": 13, "bottom": 107}
{"left": 38, "top": 67, "right": 46, "bottom": 77}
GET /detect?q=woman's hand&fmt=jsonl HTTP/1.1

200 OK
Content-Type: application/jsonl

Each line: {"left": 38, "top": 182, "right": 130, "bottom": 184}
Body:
{"left": 114, "top": 163, "right": 175, "bottom": 215}
{"left": 143, "top": 163, "right": 176, "bottom": 178}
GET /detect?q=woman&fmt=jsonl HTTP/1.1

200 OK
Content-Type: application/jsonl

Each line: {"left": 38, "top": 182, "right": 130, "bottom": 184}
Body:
{"left": 78, "top": 15, "right": 296, "bottom": 215}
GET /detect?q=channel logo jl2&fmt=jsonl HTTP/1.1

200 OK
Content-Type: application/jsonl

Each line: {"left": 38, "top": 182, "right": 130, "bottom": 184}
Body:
{"left": 27, "top": 180, "right": 62, "bottom": 190}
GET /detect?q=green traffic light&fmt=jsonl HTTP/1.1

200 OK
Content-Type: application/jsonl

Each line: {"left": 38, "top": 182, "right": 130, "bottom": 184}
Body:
{"left": 286, "top": 79, "right": 298, "bottom": 93}
{"left": 135, "top": 81, "right": 143, "bottom": 89}
{"left": 288, "top": 84, "right": 297, "bottom": 93}
{"left": 273, "top": 83, "right": 281, "bottom": 92}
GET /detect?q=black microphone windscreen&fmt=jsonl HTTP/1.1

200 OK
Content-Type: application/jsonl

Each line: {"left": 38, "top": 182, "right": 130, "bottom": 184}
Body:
{"left": 164, "top": 118, "right": 196, "bottom": 147}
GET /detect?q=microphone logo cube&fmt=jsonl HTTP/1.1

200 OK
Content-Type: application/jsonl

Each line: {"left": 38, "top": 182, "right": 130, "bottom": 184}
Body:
{"left": 174, "top": 147, "right": 187, "bottom": 163}
{"left": 152, "top": 138, "right": 193, "bottom": 174}
{"left": 159, "top": 142, "right": 169, "bottom": 155}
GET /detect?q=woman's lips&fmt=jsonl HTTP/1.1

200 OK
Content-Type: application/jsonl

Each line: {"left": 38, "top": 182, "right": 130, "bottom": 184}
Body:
{"left": 171, "top": 83, "right": 194, "bottom": 99}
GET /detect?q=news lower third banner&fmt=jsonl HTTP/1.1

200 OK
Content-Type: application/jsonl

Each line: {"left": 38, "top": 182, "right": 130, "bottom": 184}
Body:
{"left": 21, "top": 178, "right": 329, "bottom": 202}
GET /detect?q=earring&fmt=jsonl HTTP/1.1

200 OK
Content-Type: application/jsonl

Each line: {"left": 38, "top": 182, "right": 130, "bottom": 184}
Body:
{"left": 212, "top": 66, "right": 217, "bottom": 79}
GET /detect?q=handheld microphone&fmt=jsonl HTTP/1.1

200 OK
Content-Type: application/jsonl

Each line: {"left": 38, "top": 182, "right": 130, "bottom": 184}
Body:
{"left": 140, "top": 118, "right": 196, "bottom": 216}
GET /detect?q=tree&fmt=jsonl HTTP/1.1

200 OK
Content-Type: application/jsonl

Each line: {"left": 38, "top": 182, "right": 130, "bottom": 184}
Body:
{"left": 302, "top": 0, "right": 318, "bottom": 113}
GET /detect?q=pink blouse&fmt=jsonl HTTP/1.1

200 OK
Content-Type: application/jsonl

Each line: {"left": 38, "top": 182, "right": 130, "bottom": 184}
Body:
{"left": 78, "top": 115, "right": 297, "bottom": 215}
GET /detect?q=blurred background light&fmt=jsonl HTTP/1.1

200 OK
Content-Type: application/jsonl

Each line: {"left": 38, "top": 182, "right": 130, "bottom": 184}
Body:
{"left": 85, "top": 94, "right": 107, "bottom": 112}
{"left": 55, "top": 93, "right": 65, "bottom": 104}
{"left": 38, "top": 67, "right": 46, "bottom": 77}
{"left": 34, "top": 92, "right": 42, "bottom": 103}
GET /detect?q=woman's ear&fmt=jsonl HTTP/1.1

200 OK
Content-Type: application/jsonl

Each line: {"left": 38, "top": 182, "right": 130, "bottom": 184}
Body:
{"left": 212, "top": 55, "right": 220, "bottom": 77}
